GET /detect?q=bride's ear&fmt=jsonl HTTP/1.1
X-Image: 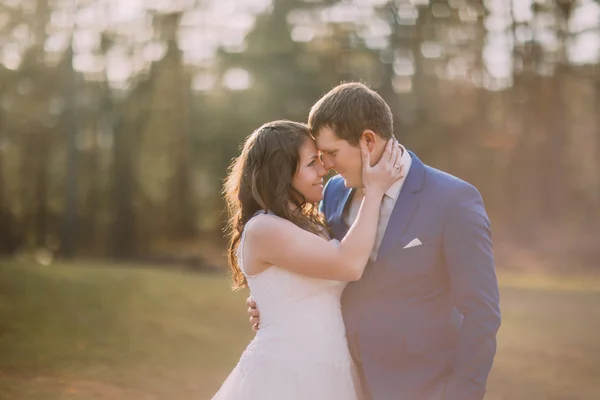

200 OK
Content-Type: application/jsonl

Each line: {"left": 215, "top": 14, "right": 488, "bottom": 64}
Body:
{"left": 360, "top": 130, "right": 376, "bottom": 152}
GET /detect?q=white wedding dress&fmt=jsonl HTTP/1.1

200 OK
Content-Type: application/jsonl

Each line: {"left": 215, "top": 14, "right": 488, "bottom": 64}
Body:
{"left": 211, "top": 212, "right": 362, "bottom": 400}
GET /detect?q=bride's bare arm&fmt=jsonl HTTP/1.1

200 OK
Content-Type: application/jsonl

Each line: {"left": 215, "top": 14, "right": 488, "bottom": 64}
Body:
{"left": 245, "top": 139, "right": 403, "bottom": 282}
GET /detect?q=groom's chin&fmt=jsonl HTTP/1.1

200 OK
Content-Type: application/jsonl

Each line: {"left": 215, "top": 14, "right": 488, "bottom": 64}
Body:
{"left": 342, "top": 177, "right": 359, "bottom": 189}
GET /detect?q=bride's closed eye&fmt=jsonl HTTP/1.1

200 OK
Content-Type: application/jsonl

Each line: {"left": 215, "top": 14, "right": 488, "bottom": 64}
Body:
{"left": 308, "top": 156, "right": 320, "bottom": 167}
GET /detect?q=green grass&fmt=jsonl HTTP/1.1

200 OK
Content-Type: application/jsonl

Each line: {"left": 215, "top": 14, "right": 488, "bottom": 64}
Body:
{"left": 0, "top": 260, "right": 599, "bottom": 399}
{"left": 0, "top": 260, "right": 252, "bottom": 400}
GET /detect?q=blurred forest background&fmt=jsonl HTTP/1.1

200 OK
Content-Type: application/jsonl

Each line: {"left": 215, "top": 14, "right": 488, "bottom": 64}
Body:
{"left": 1, "top": 1, "right": 600, "bottom": 399}
{"left": 0, "top": 0, "right": 598, "bottom": 269}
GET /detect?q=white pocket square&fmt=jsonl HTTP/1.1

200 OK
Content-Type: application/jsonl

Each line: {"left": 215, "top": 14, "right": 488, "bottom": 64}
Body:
{"left": 403, "top": 238, "right": 422, "bottom": 249}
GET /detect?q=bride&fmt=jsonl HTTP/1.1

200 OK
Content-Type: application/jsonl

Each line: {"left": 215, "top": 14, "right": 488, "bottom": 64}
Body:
{"left": 213, "top": 120, "right": 403, "bottom": 400}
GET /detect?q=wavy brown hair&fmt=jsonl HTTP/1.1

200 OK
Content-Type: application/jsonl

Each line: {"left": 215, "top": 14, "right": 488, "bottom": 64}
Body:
{"left": 223, "top": 120, "right": 330, "bottom": 290}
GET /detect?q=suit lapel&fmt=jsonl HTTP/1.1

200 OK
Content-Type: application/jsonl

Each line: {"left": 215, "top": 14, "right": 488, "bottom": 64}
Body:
{"left": 377, "top": 151, "right": 426, "bottom": 260}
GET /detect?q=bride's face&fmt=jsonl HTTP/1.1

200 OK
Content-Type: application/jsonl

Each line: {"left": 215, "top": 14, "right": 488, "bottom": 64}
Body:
{"left": 292, "top": 138, "right": 327, "bottom": 203}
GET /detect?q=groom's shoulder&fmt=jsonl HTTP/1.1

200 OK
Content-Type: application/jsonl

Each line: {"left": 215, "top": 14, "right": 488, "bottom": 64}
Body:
{"left": 320, "top": 175, "right": 345, "bottom": 216}
{"left": 422, "top": 162, "right": 478, "bottom": 196}
{"left": 323, "top": 174, "right": 346, "bottom": 196}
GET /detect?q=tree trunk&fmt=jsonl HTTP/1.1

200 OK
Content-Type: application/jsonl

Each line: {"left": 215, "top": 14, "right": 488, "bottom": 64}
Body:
{"left": 34, "top": 133, "right": 49, "bottom": 247}
{"left": 110, "top": 114, "right": 135, "bottom": 259}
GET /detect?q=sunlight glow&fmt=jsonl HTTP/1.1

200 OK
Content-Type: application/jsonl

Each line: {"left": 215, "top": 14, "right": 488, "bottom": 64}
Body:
{"left": 223, "top": 68, "right": 252, "bottom": 91}
{"left": 0, "top": 0, "right": 596, "bottom": 88}
{"left": 2, "top": 43, "right": 22, "bottom": 70}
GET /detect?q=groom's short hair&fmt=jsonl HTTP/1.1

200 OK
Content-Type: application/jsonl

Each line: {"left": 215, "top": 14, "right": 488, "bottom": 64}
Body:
{"left": 308, "top": 82, "right": 394, "bottom": 146}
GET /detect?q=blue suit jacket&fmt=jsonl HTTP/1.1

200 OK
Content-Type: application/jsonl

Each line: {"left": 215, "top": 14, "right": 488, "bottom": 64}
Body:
{"left": 320, "top": 151, "right": 501, "bottom": 400}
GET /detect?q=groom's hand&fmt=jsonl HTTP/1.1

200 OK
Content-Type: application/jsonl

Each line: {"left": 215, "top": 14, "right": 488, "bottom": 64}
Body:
{"left": 246, "top": 297, "right": 260, "bottom": 332}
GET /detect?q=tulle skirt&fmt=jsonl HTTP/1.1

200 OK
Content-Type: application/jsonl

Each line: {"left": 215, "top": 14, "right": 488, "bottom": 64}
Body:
{"left": 211, "top": 354, "right": 362, "bottom": 400}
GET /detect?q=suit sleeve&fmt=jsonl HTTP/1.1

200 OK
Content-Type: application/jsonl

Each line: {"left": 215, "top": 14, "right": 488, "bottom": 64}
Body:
{"left": 442, "top": 183, "right": 501, "bottom": 400}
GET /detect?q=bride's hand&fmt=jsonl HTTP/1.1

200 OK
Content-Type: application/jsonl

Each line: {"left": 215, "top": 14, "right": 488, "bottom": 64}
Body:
{"left": 361, "top": 138, "right": 405, "bottom": 196}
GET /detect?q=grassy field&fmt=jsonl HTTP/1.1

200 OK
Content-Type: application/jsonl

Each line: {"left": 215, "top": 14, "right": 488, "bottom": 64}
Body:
{"left": 0, "top": 260, "right": 599, "bottom": 400}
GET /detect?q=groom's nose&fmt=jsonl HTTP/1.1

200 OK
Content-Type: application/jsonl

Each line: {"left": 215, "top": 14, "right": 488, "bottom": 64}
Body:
{"left": 321, "top": 155, "right": 335, "bottom": 171}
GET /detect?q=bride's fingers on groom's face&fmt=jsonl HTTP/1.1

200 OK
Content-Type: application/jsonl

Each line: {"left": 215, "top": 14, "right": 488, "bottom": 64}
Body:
{"left": 392, "top": 143, "right": 400, "bottom": 166}
{"left": 360, "top": 139, "right": 370, "bottom": 166}
{"left": 389, "top": 138, "right": 396, "bottom": 161}
{"left": 395, "top": 164, "right": 405, "bottom": 179}
{"left": 384, "top": 140, "right": 397, "bottom": 169}
{"left": 383, "top": 138, "right": 393, "bottom": 162}
{"left": 388, "top": 141, "right": 395, "bottom": 162}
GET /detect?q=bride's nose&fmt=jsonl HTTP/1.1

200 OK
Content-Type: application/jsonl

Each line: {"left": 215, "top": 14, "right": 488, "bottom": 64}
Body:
{"left": 317, "top": 163, "right": 327, "bottom": 177}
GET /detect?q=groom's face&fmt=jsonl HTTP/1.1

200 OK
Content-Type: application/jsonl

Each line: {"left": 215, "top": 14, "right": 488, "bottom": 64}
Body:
{"left": 315, "top": 127, "right": 363, "bottom": 189}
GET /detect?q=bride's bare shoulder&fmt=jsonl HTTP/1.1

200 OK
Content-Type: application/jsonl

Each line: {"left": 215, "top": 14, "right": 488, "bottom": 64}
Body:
{"left": 246, "top": 213, "right": 296, "bottom": 239}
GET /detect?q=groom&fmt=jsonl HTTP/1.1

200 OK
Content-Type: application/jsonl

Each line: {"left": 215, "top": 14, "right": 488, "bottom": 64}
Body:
{"left": 248, "top": 82, "right": 501, "bottom": 400}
